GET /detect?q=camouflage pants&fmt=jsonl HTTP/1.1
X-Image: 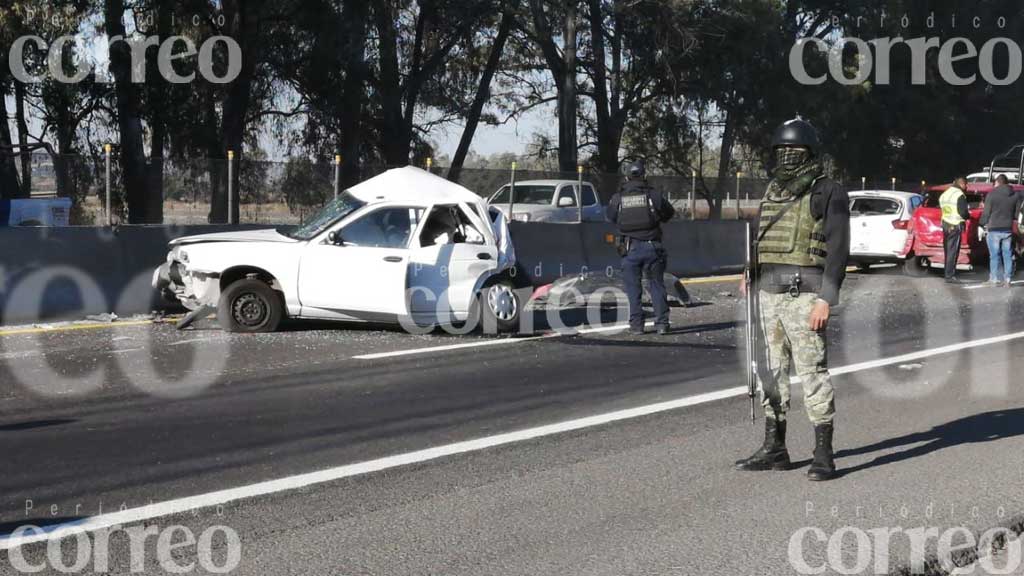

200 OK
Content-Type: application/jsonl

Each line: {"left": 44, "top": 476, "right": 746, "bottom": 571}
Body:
{"left": 758, "top": 291, "right": 835, "bottom": 425}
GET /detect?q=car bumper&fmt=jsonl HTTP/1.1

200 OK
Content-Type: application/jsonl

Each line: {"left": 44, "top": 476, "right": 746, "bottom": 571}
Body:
{"left": 153, "top": 260, "right": 219, "bottom": 310}
{"left": 903, "top": 243, "right": 975, "bottom": 266}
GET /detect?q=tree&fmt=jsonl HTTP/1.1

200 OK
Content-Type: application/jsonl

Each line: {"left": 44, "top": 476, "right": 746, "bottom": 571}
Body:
{"left": 448, "top": 7, "right": 515, "bottom": 183}
{"left": 371, "top": 0, "right": 492, "bottom": 167}
{"left": 211, "top": 0, "right": 269, "bottom": 224}
{"left": 104, "top": 0, "right": 150, "bottom": 223}
{"left": 527, "top": 0, "right": 579, "bottom": 173}
{"left": 339, "top": 0, "right": 370, "bottom": 187}
{"left": 581, "top": 0, "right": 691, "bottom": 175}
{"left": 0, "top": 4, "right": 29, "bottom": 198}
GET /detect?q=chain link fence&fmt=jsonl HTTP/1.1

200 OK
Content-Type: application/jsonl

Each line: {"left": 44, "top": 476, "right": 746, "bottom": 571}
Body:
{"left": 9, "top": 153, "right": 934, "bottom": 226}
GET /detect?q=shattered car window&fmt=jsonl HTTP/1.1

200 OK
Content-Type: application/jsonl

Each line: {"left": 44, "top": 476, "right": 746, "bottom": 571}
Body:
{"left": 283, "top": 191, "right": 367, "bottom": 240}
{"left": 343, "top": 207, "right": 422, "bottom": 248}
{"left": 851, "top": 198, "right": 900, "bottom": 216}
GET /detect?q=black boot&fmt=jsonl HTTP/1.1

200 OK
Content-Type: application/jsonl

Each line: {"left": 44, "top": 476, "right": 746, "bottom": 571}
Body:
{"left": 735, "top": 418, "right": 791, "bottom": 471}
{"left": 807, "top": 423, "right": 836, "bottom": 481}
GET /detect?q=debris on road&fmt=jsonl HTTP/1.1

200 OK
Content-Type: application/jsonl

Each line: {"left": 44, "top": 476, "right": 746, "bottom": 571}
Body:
{"left": 176, "top": 305, "right": 216, "bottom": 331}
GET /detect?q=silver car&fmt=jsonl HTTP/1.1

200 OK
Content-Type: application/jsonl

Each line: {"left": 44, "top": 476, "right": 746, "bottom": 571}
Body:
{"left": 488, "top": 180, "right": 604, "bottom": 223}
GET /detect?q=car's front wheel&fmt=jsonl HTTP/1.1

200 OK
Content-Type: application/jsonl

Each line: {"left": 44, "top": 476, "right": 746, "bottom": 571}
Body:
{"left": 478, "top": 278, "right": 526, "bottom": 334}
{"left": 217, "top": 278, "right": 284, "bottom": 333}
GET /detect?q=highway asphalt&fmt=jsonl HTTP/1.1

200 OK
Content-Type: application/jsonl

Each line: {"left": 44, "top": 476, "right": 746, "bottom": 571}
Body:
{"left": 2, "top": 267, "right": 1024, "bottom": 575}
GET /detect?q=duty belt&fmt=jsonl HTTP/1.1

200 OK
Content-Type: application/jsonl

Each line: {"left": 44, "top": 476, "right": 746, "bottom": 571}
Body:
{"left": 760, "top": 266, "right": 823, "bottom": 296}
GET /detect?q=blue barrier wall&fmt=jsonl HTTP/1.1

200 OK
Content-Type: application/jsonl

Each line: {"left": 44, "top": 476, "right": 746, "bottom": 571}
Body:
{"left": 510, "top": 220, "right": 747, "bottom": 285}
{"left": 0, "top": 225, "right": 264, "bottom": 324}
{"left": 0, "top": 220, "right": 747, "bottom": 325}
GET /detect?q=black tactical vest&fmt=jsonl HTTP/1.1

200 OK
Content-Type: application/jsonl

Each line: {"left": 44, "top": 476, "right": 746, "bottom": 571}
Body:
{"left": 617, "top": 187, "right": 657, "bottom": 232}
{"left": 757, "top": 184, "right": 827, "bottom": 268}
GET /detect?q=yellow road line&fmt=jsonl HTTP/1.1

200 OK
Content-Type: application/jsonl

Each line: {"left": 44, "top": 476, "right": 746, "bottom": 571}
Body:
{"left": 0, "top": 319, "right": 167, "bottom": 337}
{"left": 683, "top": 274, "right": 742, "bottom": 285}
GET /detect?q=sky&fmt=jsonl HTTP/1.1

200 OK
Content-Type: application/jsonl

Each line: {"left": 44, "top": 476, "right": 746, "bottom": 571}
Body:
{"left": 429, "top": 106, "right": 551, "bottom": 159}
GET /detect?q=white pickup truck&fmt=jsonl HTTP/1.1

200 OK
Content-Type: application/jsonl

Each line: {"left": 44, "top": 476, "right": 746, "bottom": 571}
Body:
{"left": 488, "top": 180, "right": 604, "bottom": 223}
{"left": 154, "top": 167, "right": 523, "bottom": 333}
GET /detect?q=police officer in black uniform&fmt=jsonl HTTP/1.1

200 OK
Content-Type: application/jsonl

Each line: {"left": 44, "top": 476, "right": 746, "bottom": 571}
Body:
{"left": 607, "top": 161, "right": 676, "bottom": 335}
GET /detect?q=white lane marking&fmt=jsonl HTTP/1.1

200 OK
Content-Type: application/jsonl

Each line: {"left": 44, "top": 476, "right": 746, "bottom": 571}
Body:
{"left": 0, "top": 347, "right": 146, "bottom": 361}
{"left": 353, "top": 322, "right": 651, "bottom": 360}
{"left": 6, "top": 329, "right": 1024, "bottom": 549}
{"left": 354, "top": 333, "right": 558, "bottom": 359}
{"left": 108, "top": 348, "right": 144, "bottom": 355}
{"left": 830, "top": 329, "right": 1024, "bottom": 376}
{"left": 963, "top": 280, "right": 1024, "bottom": 291}
{"left": 0, "top": 385, "right": 746, "bottom": 550}
{"left": 0, "top": 350, "right": 43, "bottom": 360}
{"left": 170, "top": 337, "right": 217, "bottom": 346}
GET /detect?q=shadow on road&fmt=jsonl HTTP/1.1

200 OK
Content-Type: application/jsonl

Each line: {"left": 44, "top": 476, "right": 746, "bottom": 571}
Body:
{"left": 0, "top": 419, "right": 75, "bottom": 432}
{"left": 0, "top": 517, "right": 86, "bottom": 537}
{"left": 836, "top": 408, "right": 1024, "bottom": 477}
{"left": 556, "top": 320, "right": 738, "bottom": 351}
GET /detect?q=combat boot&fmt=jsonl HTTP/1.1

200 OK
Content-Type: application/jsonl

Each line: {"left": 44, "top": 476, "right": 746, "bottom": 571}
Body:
{"left": 735, "top": 418, "right": 791, "bottom": 471}
{"left": 807, "top": 423, "right": 836, "bottom": 481}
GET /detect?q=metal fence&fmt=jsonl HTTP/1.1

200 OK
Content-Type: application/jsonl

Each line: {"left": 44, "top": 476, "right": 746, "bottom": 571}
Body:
{"left": 9, "top": 153, "right": 933, "bottom": 226}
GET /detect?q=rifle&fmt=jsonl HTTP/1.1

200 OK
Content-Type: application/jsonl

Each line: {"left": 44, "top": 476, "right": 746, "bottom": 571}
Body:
{"left": 744, "top": 222, "right": 774, "bottom": 422}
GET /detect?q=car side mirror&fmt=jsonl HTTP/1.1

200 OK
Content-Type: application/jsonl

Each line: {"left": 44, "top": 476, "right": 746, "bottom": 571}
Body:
{"left": 558, "top": 196, "right": 575, "bottom": 208}
{"left": 327, "top": 231, "right": 344, "bottom": 246}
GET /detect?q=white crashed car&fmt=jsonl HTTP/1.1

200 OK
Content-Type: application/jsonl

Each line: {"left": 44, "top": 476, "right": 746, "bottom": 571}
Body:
{"left": 153, "top": 167, "right": 524, "bottom": 333}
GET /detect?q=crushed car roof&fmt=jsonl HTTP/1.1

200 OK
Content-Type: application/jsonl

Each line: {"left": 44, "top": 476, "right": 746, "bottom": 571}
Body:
{"left": 347, "top": 166, "right": 484, "bottom": 205}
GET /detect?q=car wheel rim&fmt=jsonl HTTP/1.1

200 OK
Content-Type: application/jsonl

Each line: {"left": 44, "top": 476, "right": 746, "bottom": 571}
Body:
{"left": 233, "top": 292, "right": 269, "bottom": 328}
{"left": 487, "top": 285, "right": 518, "bottom": 321}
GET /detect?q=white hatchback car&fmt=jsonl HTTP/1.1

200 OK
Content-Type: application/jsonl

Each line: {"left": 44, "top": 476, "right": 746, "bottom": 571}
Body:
{"left": 488, "top": 180, "right": 604, "bottom": 223}
{"left": 848, "top": 190, "right": 923, "bottom": 268}
{"left": 153, "top": 167, "right": 524, "bottom": 333}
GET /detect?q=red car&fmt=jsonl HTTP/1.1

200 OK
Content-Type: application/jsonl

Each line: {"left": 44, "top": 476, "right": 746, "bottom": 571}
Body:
{"left": 900, "top": 183, "right": 1024, "bottom": 276}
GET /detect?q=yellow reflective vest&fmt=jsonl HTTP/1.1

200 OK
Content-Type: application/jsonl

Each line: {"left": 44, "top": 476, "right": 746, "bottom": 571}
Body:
{"left": 939, "top": 187, "right": 966, "bottom": 226}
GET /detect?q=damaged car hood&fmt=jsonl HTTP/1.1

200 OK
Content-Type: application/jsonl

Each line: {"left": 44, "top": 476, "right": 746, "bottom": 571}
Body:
{"left": 169, "top": 228, "right": 298, "bottom": 247}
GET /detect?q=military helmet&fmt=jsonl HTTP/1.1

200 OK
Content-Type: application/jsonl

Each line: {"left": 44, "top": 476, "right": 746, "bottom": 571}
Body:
{"left": 628, "top": 160, "right": 646, "bottom": 179}
{"left": 771, "top": 117, "right": 821, "bottom": 154}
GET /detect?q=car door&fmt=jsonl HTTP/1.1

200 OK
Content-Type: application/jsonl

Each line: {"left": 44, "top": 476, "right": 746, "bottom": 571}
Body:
{"left": 298, "top": 206, "right": 421, "bottom": 320}
{"left": 408, "top": 203, "right": 498, "bottom": 323}
{"left": 554, "top": 185, "right": 580, "bottom": 223}
{"left": 850, "top": 196, "right": 905, "bottom": 256}
{"left": 580, "top": 184, "right": 603, "bottom": 221}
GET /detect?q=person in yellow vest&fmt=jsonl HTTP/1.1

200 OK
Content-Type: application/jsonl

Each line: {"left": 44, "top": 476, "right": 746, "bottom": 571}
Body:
{"left": 939, "top": 177, "right": 971, "bottom": 283}
{"left": 735, "top": 118, "right": 850, "bottom": 481}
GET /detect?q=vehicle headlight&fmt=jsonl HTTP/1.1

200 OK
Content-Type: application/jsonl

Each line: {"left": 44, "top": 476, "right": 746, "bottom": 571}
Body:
{"left": 512, "top": 213, "right": 531, "bottom": 222}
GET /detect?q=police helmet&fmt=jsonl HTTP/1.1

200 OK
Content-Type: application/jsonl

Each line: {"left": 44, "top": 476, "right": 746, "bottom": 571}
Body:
{"left": 628, "top": 160, "right": 646, "bottom": 179}
{"left": 771, "top": 117, "right": 821, "bottom": 154}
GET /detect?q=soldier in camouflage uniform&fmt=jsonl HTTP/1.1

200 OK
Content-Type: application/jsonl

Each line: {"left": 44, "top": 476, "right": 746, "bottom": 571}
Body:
{"left": 735, "top": 118, "right": 850, "bottom": 481}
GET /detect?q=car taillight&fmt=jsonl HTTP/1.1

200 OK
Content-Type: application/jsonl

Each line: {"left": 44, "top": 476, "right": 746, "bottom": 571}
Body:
{"left": 892, "top": 219, "right": 910, "bottom": 230}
